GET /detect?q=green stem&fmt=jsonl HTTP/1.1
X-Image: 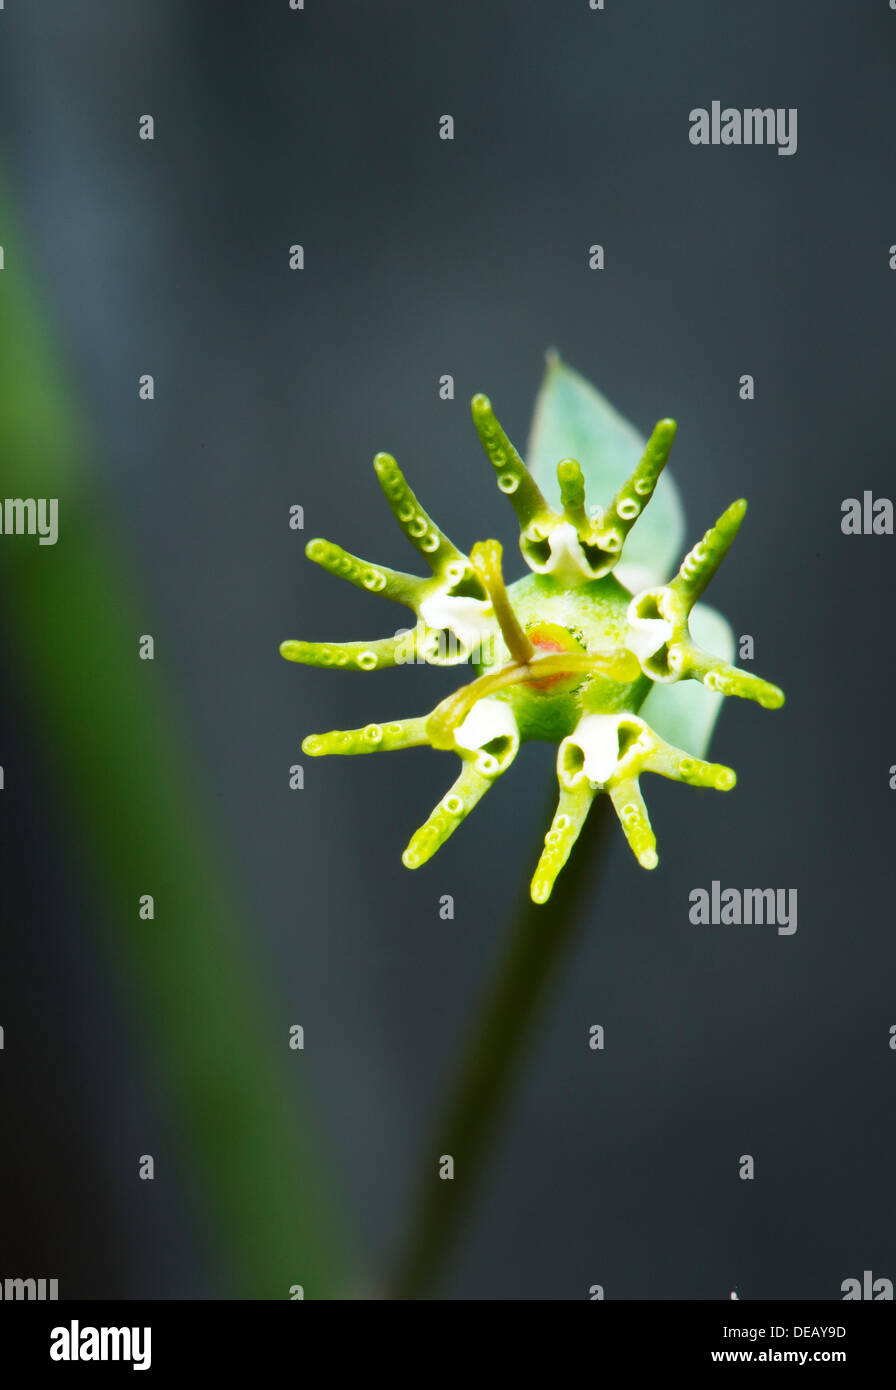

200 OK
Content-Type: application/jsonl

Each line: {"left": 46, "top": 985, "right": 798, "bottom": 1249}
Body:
{"left": 389, "top": 793, "right": 615, "bottom": 1299}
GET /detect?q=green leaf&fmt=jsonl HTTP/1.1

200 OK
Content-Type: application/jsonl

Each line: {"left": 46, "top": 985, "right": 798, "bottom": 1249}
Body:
{"left": 0, "top": 174, "right": 357, "bottom": 1298}
{"left": 526, "top": 353, "right": 685, "bottom": 586}
{"left": 639, "top": 603, "right": 735, "bottom": 759}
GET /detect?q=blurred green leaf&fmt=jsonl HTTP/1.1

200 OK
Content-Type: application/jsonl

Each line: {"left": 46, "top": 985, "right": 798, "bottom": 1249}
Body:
{"left": 526, "top": 353, "right": 685, "bottom": 587}
{"left": 0, "top": 178, "right": 356, "bottom": 1298}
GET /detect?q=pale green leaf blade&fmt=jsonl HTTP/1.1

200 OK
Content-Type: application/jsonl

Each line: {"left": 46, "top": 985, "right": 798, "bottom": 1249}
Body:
{"left": 526, "top": 353, "right": 685, "bottom": 585}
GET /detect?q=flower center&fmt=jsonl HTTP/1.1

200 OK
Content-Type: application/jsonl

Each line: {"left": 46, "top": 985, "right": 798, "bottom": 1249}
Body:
{"left": 525, "top": 621, "right": 587, "bottom": 693}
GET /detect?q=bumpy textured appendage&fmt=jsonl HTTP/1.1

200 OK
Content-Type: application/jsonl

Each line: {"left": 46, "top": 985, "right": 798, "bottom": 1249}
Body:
{"left": 302, "top": 716, "right": 430, "bottom": 757}
{"left": 608, "top": 778, "right": 658, "bottom": 870}
{"left": 471, "top": 394, "right": 552, "bottom": 530}
{"left": 642, "top": 740, "right": 737, "bottom": 790}
{"left": 557, "top": 458, "right": 589, "bottom": 532}
{"left": 627, "top": 497, "right": 784, "bottom": 713}
{"left": 677, "top": 644, "right": 785, "bottom": 708}
{"left": 598, "top": 419, "right": 677, "bottom": 550}
{"left": 305, "top": 537, "right": 424, "bottom": 610}
{"left": 402, "top": 758, "right": 501, "bottom": 870}
{"left": 530, "top": 783, "right": 596, "bottom": 905}
{"left": 670, "top": 498, "right": 747, "bottom": 608}
{"left": 279, "top": 633, "right": 418, "bottom": 671}
{"left": 373, "top": 452, "right": 464, "bottom": 571}
{"left": 550, "top": 709, "right": 739, "bottom": 882}
{"left": 468, "top": 408, "right": 678, "bottom": 583}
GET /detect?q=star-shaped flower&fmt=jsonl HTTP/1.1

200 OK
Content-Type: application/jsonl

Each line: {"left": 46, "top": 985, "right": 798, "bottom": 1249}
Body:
{"left": 282, "top": 360, "right": 783, "bottom": 902}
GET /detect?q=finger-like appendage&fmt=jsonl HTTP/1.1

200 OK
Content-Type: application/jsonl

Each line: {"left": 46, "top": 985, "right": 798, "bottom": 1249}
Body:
{"left": 642, "top": 740, "right": 737, "bottom": 790}
{"left": 608, "top": 777, "right": 658, "bottom": 869}
{"left": 557, "top": 458, "right": 589, "bottom": 532}
{"left": 302, "top": 716, "right": 430, "bottom": 757}
{"left": 470, "top": 539, "right": 535, "bottom": 666}
{"left": 600, "top": 419, "right": 677, "bottom": 547}
{"left": 401, "top": 759, "right": 493, "bottom": 869}
{"left": 279, "top": 632, "right": 418, "bottom": 671}
{"left": 470, "top": 393, "right": 551, "bottom": 529}
{"left": 530, "top": 782, "right": 596, "bottom": 905}
{"left": 372, "top": 452, "right": 465, "bottom": 571}
{"left": 305, "top": 537, "right": 424, "bottom": 610}
{"left": 675, "top": 643, "right": 785, "bottom": 709}
{"left": 670, "top": 498, "right": 747, "bottom": 609}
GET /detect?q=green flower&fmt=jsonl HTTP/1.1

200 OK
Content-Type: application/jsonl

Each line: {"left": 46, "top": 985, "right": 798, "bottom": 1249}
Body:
{"left": 282, "top": 357, "right": 784, "bottom": 903}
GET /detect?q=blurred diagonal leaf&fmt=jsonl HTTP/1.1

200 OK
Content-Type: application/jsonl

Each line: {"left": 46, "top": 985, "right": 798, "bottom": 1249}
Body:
{"left": 0, "top": 182, "right": 355, "bottom": 1297}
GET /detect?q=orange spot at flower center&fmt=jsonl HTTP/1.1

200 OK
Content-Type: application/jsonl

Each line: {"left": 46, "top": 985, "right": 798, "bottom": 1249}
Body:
{"left": 526, "top": 622, "right": 587, "bottom": 693}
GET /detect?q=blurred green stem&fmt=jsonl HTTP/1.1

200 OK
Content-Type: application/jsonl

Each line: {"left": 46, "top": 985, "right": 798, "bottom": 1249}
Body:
{"left": 390, "top": 794, "right": 615, "bottom": 1299}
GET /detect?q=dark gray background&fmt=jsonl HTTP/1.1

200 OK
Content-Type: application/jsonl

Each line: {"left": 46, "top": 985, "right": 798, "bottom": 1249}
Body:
{"left": 0, "top": 0, "right": 893, "bottom": 1298}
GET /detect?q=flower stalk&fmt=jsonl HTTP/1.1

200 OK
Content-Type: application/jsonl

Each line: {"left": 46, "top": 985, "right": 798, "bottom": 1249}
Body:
{"left": 280, "top": 362, "right": 787, "bottom": 1297}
